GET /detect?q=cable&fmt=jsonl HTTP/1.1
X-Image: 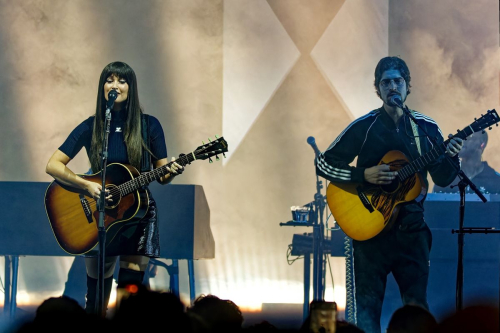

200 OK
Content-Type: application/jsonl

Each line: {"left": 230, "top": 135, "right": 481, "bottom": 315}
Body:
{"left": 324, "top": 178, "right": 355, "bottom": 322}
{"left": 326, "top": 212, "right": 341, "bottom": 231}
{"left": 286, "top": 244, "right": 303, "bottom": 265}
{"left": 0, "top": 257, "right": 5, "bottom": 293}
{"left": 324, "top": 184, "right": 340, "bottom": 232}
{"left": 325, "top": 252, "right": 335, "bottom": 301}
{"left": 344, "top": 235, "right": 356, "bottom": 324}
{"left": 321, "top": 252, "right": 326, "bottom": 300}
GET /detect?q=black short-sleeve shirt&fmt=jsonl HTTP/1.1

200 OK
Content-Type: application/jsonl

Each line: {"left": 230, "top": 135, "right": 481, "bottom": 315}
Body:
{"left": 59, "top": 110, "right": 168, "bottom": 168}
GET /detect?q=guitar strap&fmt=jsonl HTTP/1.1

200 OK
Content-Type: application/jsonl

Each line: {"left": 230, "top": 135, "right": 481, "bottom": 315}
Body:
{"left": 140, "top": 114, "right": 152, "bottom": 172}
{"left": 409, "top": 109, "right": 422, "bottom": 156}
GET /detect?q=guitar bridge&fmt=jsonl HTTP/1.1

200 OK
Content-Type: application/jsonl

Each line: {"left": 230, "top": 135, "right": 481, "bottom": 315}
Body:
{"left": 79, "top": 194, "right": 93, "bottom": 223}
{"left": 356, "top": 186, "right": 374, "bottom": 213}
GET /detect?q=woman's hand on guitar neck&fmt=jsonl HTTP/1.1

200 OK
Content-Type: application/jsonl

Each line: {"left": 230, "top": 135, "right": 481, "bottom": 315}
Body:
{"left": 155, "top": 157, "right": 185, "bottom": 185}
{"left": 364, "top": 164, "right": 398, "bottom": 185}
{"left": 167, "top": 156, "right": 184, "bottom": 176}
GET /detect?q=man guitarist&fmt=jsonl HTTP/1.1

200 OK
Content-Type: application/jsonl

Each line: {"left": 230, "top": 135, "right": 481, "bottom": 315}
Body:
{"left": 316, "top": 56, "right": 463, "bottom": 333}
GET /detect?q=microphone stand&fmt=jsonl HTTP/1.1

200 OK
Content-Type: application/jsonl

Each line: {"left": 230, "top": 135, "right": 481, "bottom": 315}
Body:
{"left": 306, "top": 137, "right": 327, "bottom": 302}
{"left": 400, "top": 103, "right": 487, "bottom": 311}
{"left": 449, "top": 170, "right": 500, "bottom": 312}
{"left": 312, "top": 172, "right": 326, "bottom": 302}
{"left": 279, "top": 137, "right": 327, "bottom": 320}
{"left": 96, "top": 106, "right": 112, "bottom": 317}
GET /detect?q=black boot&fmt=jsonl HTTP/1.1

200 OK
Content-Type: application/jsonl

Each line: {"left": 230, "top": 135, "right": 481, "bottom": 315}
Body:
{"left": 117, "top": 268, "right": 145, "bottom": 287}
{"left": 85, "top": 275, "right": 113, "bottom": 316}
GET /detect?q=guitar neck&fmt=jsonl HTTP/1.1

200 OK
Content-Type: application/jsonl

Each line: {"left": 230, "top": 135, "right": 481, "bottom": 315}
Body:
{"left": 396, "top": 109, "right": 500, "bottom": 180}
{"left": 119, "top": 152, "right": 195, "bottom": 195}
{"left": 397, "top": 141, "right": 448, "bottom": 181}
{"left": 398, "top": 125, "right": 473, "bottom": 181}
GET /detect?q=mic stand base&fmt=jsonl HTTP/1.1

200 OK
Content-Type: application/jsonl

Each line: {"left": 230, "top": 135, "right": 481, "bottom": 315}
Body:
{"left": 96, "top": 223, "right": 106, "bottom": 317}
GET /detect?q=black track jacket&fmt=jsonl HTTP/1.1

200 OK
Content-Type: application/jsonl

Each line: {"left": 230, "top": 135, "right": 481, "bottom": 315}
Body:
{"left": 316, "top": 107, "right": 460, "bottom": 223}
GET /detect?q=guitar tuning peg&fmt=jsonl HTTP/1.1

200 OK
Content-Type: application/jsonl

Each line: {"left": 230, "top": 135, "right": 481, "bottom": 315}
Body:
{"left": 489, "top": 127, "right": 492, "bottom": 130}
{"left": 216, "top": 155, "right": 220, "bottom": 161}
{"left": 202, "top": 141, "right": 205, "bottom": 144}
{"left": 474, "top": 118, "right": 477, "bottom": 121}
{"left": 482, "top": 130, "right": 486, "bottom": 134}
{"left": 223, "top": 152, "right": 226, "bottom": 158}
{"left": 208, "top": 138, "right": 212, "bottom": 142}
{"left": 209, "top": 157, "right": 213, "bottom": 163}
{"left": 215, "top": 135, "right": 219, "bottom": 139}
{"left": 496, "top": 124, "right": 498, "bottom": 127}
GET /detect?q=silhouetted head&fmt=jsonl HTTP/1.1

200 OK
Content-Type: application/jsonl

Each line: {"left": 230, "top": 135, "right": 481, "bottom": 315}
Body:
{"left": 35, "top": 296, "right": 86, "bottom": 320}
{"left": 113, "top": 289, "right": 189, "bottom": 331}
{"left": 27, "top": 296, "right": 93, "bottom": 333}
{"left": 387, "top": 304, "right": 437, "bottom": 333}
{"left": 188, "top": 294, "right": 244, "bottom": 332}
{"left": 435, "top": 305, "right": 498, "bottom": 333}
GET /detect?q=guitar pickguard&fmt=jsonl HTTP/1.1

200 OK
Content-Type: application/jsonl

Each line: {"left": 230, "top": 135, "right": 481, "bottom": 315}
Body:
{"left": 370, "top": 158, "right": 417, "bottom": 224}
{"left": 371, "top": 175, "right": 417, "bottom": 224}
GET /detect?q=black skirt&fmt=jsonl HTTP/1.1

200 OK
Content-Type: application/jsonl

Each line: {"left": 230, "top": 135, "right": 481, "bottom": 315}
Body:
{"left": 86, "top": 188, "right": 161, "bottom": 258}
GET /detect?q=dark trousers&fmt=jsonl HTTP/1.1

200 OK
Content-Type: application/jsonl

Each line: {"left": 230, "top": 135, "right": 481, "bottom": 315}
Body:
{"left": 352, "top": 218, "right": 432, "bottom": 333}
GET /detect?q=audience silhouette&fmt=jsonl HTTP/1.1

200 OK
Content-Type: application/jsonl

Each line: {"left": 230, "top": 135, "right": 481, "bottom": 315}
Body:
{"left": 14, "top": 295, "right": 111, "bottom": 333}
{"left": 112, "top": 284, "right": 192, "bottom": 332}
{"left": 8, "top": 291, "right": 500, "bottom": 333}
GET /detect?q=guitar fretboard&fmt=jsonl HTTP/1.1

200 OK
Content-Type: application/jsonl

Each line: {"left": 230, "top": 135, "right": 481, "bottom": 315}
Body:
{"left": 118, "top": 152, "right": 195, "bottom": 195}
{"left": 398, "top": 127, "right": 472, "bottom": 181}
{"left": 398, "top": 142, "right": 446, "bottom": 181}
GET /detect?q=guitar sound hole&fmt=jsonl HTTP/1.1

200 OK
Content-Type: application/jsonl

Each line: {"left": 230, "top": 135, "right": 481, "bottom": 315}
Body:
{"left": 381, "top": 178, "right": 400, "bottom": 194}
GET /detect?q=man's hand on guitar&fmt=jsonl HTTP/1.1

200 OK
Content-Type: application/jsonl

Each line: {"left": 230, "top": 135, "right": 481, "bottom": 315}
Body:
{"left": 364, "top": 164, "right": 398, "bottom": 185}
{"left": 84, "top": 181, "right": 111, "bottom": 202}
{"left": 445, "top": 134, "right": 463, "bottom": 157}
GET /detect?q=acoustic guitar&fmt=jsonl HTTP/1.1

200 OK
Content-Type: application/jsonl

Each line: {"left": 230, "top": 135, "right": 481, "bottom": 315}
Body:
{"left": 326, "top": 110, "right": 499, "bottom": 241}
{"left": 45, "top": 137, "right": 228, "bottom": 255}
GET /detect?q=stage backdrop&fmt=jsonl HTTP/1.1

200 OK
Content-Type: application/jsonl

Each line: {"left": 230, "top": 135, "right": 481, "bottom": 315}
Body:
{"left": 0, "top": 0, "right": 498, "bottom": 325}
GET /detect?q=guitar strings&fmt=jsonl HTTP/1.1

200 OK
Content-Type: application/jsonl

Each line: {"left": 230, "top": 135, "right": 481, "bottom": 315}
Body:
{"left": 83, "top": 142, "right": 224, "bottom": 210}
{"left": 84, "top": 156, "right": 191, "bottom": 210}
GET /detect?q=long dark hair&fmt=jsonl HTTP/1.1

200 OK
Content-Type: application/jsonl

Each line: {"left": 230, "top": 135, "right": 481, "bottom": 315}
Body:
{"left": 90, "top": 61, "right": 150, "bottom": 172}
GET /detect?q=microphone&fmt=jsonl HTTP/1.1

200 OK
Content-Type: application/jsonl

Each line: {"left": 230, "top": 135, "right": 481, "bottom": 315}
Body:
{"left": 307, "top": 136, "right": 321, "bottom": 157}
{"left": 388, "top": 94, "right": 404, "bottom": 108}
{"left": 106, "top": 90, "right": 118, "bottom": 109}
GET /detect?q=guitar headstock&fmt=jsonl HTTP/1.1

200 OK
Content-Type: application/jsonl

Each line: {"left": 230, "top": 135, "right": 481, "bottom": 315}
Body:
{"left": 456, "top": 109, "right": 500, "bottom": 140}
{"left": 194, "top": 136, "right": 228, "bottom": 162}
{"left": 471, "top": 109, "right": 499, "bottom": 133}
